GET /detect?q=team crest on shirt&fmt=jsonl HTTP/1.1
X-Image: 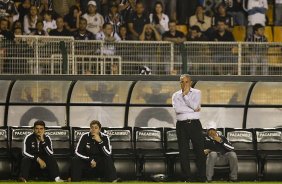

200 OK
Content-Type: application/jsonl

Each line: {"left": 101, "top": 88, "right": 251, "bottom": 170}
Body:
{"left": 86, "top": 143, "right": 90, "bottom": 149}
{"left": 31, "top": 142, "right": 36, "bottom": 148}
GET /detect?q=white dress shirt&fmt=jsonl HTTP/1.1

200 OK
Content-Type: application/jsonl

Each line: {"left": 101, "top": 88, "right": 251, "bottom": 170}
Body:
{"left": 172, "top": 88, "right": 201, "bottom": 121}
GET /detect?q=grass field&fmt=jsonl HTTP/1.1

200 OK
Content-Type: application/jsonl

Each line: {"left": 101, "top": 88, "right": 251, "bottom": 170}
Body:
{"left": 1, "top": 182, "right": 282, "bottom": 184}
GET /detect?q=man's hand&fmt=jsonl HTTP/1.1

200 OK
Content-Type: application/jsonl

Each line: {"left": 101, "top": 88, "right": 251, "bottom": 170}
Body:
{"left": 90, "top": 160, "right": 97, "bottom": 168}
{"left": 92, "top": 133, "right": 102, "bottom": 143}
{"left": 37, "top": 134, "right": 44, "bottom": 142}
{"left": 204, "top": 149, "right": 211, "bottom": 155}
{"left": 37, "top": 157, "right": 46, "bottom": 169}
{"left": 194, "top": 107, "right": 201, "bottom": 112}
{"left": 213, "top": 136, "right": 222, "bottom": 143}
{"left": 182, "top": 84, "right": 190, "bottom": 96}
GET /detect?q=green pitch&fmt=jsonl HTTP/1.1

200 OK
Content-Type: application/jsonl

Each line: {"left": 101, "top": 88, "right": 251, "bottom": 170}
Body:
{"left": 0, "top": 182, "right": 282, "bottom": 184}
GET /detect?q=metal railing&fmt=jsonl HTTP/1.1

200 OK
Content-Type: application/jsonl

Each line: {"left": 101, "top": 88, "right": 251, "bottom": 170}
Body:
{"left": 0, "top": 35, "right": 282, "bottom": 75}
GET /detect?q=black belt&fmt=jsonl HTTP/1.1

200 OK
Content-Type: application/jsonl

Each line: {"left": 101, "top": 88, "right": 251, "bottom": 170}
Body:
{"left": 178, "top": 119, "right": 199, "bottom": 123}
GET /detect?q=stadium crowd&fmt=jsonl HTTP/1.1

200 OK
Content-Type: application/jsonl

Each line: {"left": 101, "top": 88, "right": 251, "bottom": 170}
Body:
{"left": 0, "top": 0, "right": 277, "bottom": 42}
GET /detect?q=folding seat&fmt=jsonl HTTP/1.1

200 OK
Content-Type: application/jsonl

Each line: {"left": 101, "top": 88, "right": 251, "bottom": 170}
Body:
{"left": 232, "top": 26, "right": 246, "bottom": 42}
{"left": 225, "top": 128, "right": 258, "bottom": 181}
{"left": 45, "top": 127, "right": 71, "bottom": 178}
{"left": 255, "top": 128, "right": 282, "bottom": 181}
{"left": 176, "top": 25, "right": 188, "bottom": 36}
{"left": 103, "top": 127, "right": 136, "bottom": 180}
{"left": 10, "top": 127, "right": 33, "bottom": 177}
{"left": 71, "top": 127, "right": 89, "bottom": 149}
{"left": 274, "top": 26, "right": 282, "bottom": 42}
{"left": 134, "top": 127, "right": 166, "bottom": 180}
{"left": 264, "top": 26, "right": 273, "bottom": 42}
{"left": 0, "top": 127, "right": 11, "bottom": 179}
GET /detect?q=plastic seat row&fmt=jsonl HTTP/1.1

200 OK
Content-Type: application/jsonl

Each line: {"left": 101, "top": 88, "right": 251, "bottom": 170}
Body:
{"left": 0, "top": 127, "right": 282, "bottom": 181}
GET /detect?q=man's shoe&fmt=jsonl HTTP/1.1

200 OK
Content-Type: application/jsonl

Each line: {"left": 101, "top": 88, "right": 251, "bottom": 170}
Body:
{"left": 18, "top": 177, "right": 27, "bottom": 183}
{"left": 112, "top": 178, "right": 122, "bottom": 182}
{"left": 55, "top": 176, "right": 65, "bottom": 182}
{"left": 206, "top": 180, "right": 212, "bottom": 183}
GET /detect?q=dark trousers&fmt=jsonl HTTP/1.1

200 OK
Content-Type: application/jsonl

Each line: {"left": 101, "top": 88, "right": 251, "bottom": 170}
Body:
{"left": 70, "top": 156, "right": 117, "bottom": 182}
{"left": 176, "top": 120, "right": 206, "bottom": 181}
{"left": 19, "top": 156, "right": 60, "bottom": 181}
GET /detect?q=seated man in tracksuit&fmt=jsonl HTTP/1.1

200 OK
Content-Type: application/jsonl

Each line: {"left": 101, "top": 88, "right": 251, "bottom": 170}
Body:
{"left": 204, "top": 125, "right": 238, "bottom": 182}
{"left": 70, "top": 120, "right": 118, "bottom": 182}
{"left": 19, "top": 120, "right": 63, "bottom": 182}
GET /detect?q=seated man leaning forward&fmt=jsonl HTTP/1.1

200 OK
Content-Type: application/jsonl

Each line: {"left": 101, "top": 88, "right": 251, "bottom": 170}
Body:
{"left": 70, "top": 120, "right": 119, "bottom": 182}
{"left": 19, "top": 120, "right": 63, "bottom": 182}
{"left": 204, "top": 124, "right": 238, "bottom": 182}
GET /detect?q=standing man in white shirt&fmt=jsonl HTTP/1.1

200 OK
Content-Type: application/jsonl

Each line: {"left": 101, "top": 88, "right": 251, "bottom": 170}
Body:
{"left": 172, "top": 74, "right": 206, "bottom": 182}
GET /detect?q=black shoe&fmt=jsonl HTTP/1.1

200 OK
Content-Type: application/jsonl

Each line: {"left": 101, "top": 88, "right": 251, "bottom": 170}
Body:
{"left": 206, "top": 180, "right": 212, "bottom": 183}
{"left": 18, "top": 177, "right": 27, "bottom": 183}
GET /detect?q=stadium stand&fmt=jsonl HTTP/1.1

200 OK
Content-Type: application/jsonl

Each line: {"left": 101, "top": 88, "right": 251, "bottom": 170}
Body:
{"left": 225, "top": 128, "right": 258, "bottom": 181}
{"left": 0, "top": 127, "right": 11, "bottom": 179}
{"left": 255, "top": 128, "right": 282, "bottom": 181}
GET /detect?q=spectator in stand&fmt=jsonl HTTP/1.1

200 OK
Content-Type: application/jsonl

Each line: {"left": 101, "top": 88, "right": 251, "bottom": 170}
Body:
{"left": 119, "top": 0, "right": 136, "bottom": 22}
{"left": 23, "top": 5, "right": 40, "bottom": 35}
{"left": 96, "top": 23, "right": 121, "bottom": 42}
{"left": 64, "top": 5, "right": 81, "bottom": 32}
{"left": 127, "top": 2, "right": 150, "bottom": 40}
{"left": 52, "top": 0, "right": 76, "bottom": 17}
{"left": 139, "top": 24, "right": 161, "bottom": 41}
{"left": 163, "top": 20, "right": 186, "bottom": 43}
{"left": 0, "top": 18, "right": 14, "bottom": 39}
{"left": 212, "top": 3, "right": 233, "bottom": 32}
{"left": 275, "top": 0, "right": 282, "bottom": 26}
{"left": 189, "top": 5, "right": 211, "bottom": 34}
{"left": 49, "top": 16, "right": 71, "bottom": 36}
{"left": 225, "top": 0, "right": 247, "bottom": 26}
{"left": 118, "top": 24, "right": 129, "bottom": 40}
{"left": 73, "top": 17, "right": 95, "bottom": 40}
{"left": 247, "top": 0, "right": 268, "bottom": 36}
{"left": 18, "top": 0, "right": 31, "bottom": 24}
{"left": 82, "top": 0, "right": 104, "bottom": 35}
{"left": 12, "top": 20, "right": 23, "bottom": 34}
{"left": 13, "top": 27, "right": 23, "bottom": 36}
{"left": 246, "top": 23, "right": 268, "bottom": 75}
{"left": 209, "top": 20, "right": 235, "bottom": 41}
{"left": 149, "top": 1, "right": 169, "bottom": 34}
{"left": 105, "top": 2, "right": 124, "bottom": 34}
{"left": 187, "top": 25, "right": 207, "bottom": 41}
{"left": 0, "top": 0, "right": 19, "bottom": 27}
{"left": 80, "top": 0, "right": 109, "bottom": 17}
{"left": 209, "top": 20, "right": 235, "bottom": 75}
{"left": 42, "top": 10, "right": 56, "bottom": 33}
{"left": 32, "top": 20, "right": 48, "bottom": 35}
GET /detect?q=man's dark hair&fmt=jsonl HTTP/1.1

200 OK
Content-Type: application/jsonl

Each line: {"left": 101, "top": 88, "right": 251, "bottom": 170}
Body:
{"left": 90, "top": 120, "right": 101, "bottom": 129}
{"left": 190, "top": 25, "right": 201, "bottom": 33}
{"left": 80, "top": 17, "right": 87, "bottom": 23}
{"left": 33, "top": 120, "right": 46, "bottom": 128}
{"left": 253, "top": 24, "right": 264, "bottom": 32}
{"left": 103, "top": 22, "right": 112, "bottom": 29}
